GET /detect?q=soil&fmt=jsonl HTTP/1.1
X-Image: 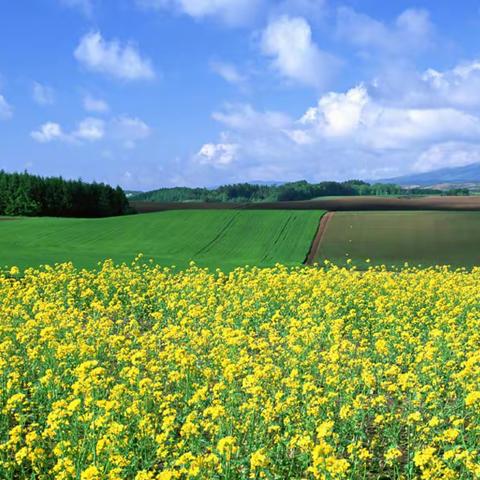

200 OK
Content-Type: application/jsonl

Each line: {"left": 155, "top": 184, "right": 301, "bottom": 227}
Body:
{"left": 131, "top": 196, "right": 480, "bottom": 213}
{"left": 304, "top": 212, "right": 334, "bottom": 265}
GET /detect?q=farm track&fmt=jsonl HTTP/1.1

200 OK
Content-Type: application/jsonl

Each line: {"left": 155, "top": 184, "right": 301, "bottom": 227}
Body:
{"left": 131, "top": 195, "right": 480, "bottom": 213}
{"left": 304, "top": 212, "right": 334, "bottom": 265}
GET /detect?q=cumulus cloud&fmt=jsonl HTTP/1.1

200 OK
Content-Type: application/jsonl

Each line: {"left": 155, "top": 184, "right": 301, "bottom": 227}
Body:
{"left": 31, "top": 119, "right": 104, "bottom": 143}
{"left": 193, "top": 80, "right": 480, "bottom": 183}
{"left": 31, "top": 115, "right": 150, "bottom": 147}
{"left": 74, "top": 32, "right": 155, "bottom": 80}
{"left": 196, "top": 143, "right": 239, "bottom": 166}
{"left": 32, "top": 82, "right": 55, "bottom": 106}
{"left": 261, "top": 15, "right": 339, "bottom": 88}
{"left": 298, "top": 85, "right": 368, "bottom": 137}
{"left": 136, "top": 0, "right": 264, "bottom": 26}
{"left": 414, "top": 142, "right": 480, "bottom": 173}
{"left": 420, "top": 61, "right": 480, "bottom": 108}
{"left": 83, "top": 94, "right": 109, "bottom": 113}
{"left": 195, "top": 104, "right": 302, "bottom": 178}
{"left": 31, "top": 123, "right": 65, "bottom": 143}
{"left": 73, "top": 117, "right": 105, "bottom": 141}
{"left": 337, "top": 7, "right": 434, "bottom": 56}
{"left": 0, "top": 94, "right": 12, "bottom": 119}
{"left": 294, "top": 85, "right": 480, "bottom": 149}
{"left": 365, "top": 58, "right": 480, "bottom": 115}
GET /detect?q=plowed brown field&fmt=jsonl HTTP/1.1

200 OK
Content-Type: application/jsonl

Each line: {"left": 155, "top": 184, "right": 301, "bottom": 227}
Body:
{"left": 131, "top": 195, "right": 480, "bottom": 213}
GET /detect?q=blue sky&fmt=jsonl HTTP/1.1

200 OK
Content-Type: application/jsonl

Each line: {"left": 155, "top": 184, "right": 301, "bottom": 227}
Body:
{"left": 2, "top": 0, "right": 480, "bottom": 189}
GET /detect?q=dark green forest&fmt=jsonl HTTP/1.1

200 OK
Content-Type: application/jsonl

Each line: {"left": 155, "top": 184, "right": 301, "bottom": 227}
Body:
{"left": 0, "top": 171, "right": 129, "bottom": 217}
{"left": 132, "top": 180, "right": 469, "bottom": 203}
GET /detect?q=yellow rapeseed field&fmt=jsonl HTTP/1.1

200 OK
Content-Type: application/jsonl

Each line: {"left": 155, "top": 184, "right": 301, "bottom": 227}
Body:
{"left": 1, "top": 259, "right": 480, "bottom": 479}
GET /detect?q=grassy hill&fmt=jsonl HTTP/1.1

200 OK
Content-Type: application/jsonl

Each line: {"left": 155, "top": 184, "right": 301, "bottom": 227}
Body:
{"left": 0, "top": 210, "right": 323, "bottom": 271}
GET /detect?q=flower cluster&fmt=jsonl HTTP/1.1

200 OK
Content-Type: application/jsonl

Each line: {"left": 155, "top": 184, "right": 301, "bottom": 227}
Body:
{"left": 1, "top": 260, "right": 480, "bottom": 479}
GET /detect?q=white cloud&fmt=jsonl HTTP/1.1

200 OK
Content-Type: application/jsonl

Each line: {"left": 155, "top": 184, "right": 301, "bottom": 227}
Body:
{"left": 0, "top": 95, "right": 12, "bottom": 119}
{"left": 136, "top": 0, "right": 264, "bottom": 26}
{"left": 111, "top": 116, "right": 152, "bottom": 148}
{"left": 420, "top": 61, "right": 480, "bottom": 108}
{"left": 31, "top": 122, "right": 64, "bottom": 143}
{"left": 83, "top": 94, "right": 109, "bottom": 113}
{"left": 74, "top": 32, "right": 155, "bottom": 80}
{"left": 73, "top": 117, "right": 105, "bottom": 141}
{"left": 59, "top": 0, "right": 93, "bottom": 16}
{"left": 261, "top": 15, "right": 339, "bottom": 88}
{"left": 299, "top": 85, "right": 369, "bottom": 137}
{"left": 414, "top": 142, "right": 480, "bottom": 172}
{"left": 196, "top": 143, "right": 238, "bottom": 166}
{"left": 292, "top": 85, "right": 480, "bottom": 149}
{"left": 336, "top": 7, "right": 434, "bottom": 55}
{"left": 192, "top": 82, "right": 480, "bottom": 183}
{"left": 197, "top": 104, "right": 302, "bottom": 177}
{"left": 31, "top": 115, "right": 150, "bottom": 147}
{"left": 365, "top": 58, "right": 480, "bottom": 114}
{"left": 210, "top": 61, "right": 247, "bottom": 87}
{"left": 32, "top": 82, "right": 55, "bottom": 106}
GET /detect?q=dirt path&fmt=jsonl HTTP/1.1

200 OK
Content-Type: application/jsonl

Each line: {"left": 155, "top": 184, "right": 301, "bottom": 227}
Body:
{"left": 304, "top": 212, "right": 335, "bottom": 265}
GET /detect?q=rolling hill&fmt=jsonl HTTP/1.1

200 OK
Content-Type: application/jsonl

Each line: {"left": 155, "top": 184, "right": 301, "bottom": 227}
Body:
{"left": 0, "top": 210, "right": 323, "bottom": 271}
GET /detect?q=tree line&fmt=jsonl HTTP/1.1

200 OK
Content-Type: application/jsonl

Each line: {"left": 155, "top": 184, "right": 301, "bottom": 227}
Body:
{"left": 0, "top": 171, "right": 129, "bottom": 217}
{"left": 132, "top": 180, "right": 469, "bottom": 203}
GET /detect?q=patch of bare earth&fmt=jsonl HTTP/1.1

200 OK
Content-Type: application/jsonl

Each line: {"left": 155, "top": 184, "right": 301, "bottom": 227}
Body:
{"left": 131, "top": 196, "right": 480, "bottom": 213}
{"left": 304, "top": 212, "right": 334, "bottom": 265}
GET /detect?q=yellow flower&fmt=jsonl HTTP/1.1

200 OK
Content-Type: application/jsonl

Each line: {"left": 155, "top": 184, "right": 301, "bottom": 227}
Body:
{"left": 384, "top": 448, "right": 402, "bottom": 464}
{"left": 81, "top": 465, "right": 101, "bottom": 480}
{"left": 407, "top": 411, "right": 422, "bottom": 423}
{"left": 157, "top": 471, "right": 178, "bottom": 480}
{"left": 440, "top": 428, "right": 459, "bottom": 443}
{"left": 250, "top": 448, "right": 269, "bottom": 470}
{"left": 465, "top": 391, "right": 480, "bottom": 407}
{"left": 317, "top": 420, "right": 334, "bottom": 438}
{"left": 414, "top": 447, "right": 436, "bottom": 468}
{"left": 0, "top": 259, "right": 479, "bottom": 478}
{"left": 135, "top": 471, "right": 155, "bottom": 480}
{"left": 9, "top": 266, "right": 19, "bottom": 275}
{"left": 217, "top": 436, "right": 238, "bottom": 460}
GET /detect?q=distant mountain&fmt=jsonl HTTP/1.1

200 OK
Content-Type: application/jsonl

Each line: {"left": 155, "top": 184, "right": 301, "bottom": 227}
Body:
{"left": 379, "top": 163, "right": 480, "bottom": 186}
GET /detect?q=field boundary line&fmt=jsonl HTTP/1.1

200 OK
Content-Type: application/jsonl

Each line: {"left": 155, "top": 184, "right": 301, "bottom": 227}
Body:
{"left": 304, "top": 212, "right": 334, "bottom": 265}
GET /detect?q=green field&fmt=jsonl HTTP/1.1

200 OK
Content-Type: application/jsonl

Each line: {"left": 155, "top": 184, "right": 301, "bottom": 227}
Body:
{"left": 0, "top": 210, "right": 323, "bottom": 270}
{"left": 315, "top": 211, "right": 480, "bottom": 269}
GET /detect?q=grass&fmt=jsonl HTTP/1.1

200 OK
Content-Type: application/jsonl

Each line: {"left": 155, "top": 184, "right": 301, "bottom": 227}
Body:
{"left": 0, "top": 210, "right": 324, "bottom": 271}
{"left": 314, "top": 211, "right": 480, "bottom": 269}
